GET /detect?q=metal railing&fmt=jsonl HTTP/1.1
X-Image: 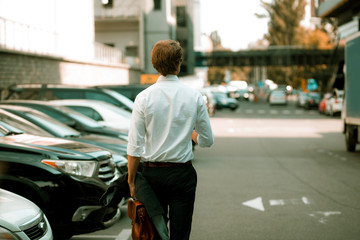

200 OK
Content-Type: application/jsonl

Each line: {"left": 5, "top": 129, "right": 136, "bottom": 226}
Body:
{"left": 0, "top": 16, "right": 124, "bottom": 65}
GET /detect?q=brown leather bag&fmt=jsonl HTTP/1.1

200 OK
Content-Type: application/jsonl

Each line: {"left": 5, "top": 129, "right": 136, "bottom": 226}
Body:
{"left": 128, "top": 198, "right": 158, "bottom": 240}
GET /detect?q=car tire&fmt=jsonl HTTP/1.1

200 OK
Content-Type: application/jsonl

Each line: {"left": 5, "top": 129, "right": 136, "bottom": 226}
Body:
{"left": 345, "top": 124, "right": 357, "bottom": 152}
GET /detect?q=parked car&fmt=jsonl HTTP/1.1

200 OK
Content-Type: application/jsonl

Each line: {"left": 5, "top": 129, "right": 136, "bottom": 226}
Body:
{"left": 97, "top": 84, "right": 151, "bottom": 101}
{"left": 269, "top": 90, "right": 287, "bottom": 105}
{"left": 326, "top": 89, "right": 344, "bottom": 116}
{"left": 0, "top": 106, "right": 128, "bottom": 171}
{"left": 49, "top": 99, "right": 131, "bottom": 133}
{"left": 304, "top": 92, "right": 322, "bottom": 109}
{"left": 0, "top": 188, "right": 53, "bottom": 240}
{"left": 296, "top": 91, "right": 308, "bottom": 108}
{"left": 0, "top": 122, "right": 122, "bottom": 239}
{"left": 5, "top": 84, "right": 134, "bottom": 112}
{"left": 0, "top": 100, "right": 128, "bottom": 141}
{"left": 211, "top": 91, "right": 239, "bottom": 111}
{"left": 318, "top": 93, "right": 332, "bottom": 114}
{"left": 234, "top": 88, "right": 251, "bottom": 101}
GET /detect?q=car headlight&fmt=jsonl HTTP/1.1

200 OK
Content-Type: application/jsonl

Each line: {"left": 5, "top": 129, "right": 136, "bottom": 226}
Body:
{"left": 41, "top": 159, "right": 97, "bottom": 177}
{"left": 0, "top": 227, "right": 18, "bottom": 240}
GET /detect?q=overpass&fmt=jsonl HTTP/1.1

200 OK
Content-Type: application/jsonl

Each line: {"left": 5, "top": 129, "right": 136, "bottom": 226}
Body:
{"left": 195, "top": 46, "right": 344, "bottom": 67}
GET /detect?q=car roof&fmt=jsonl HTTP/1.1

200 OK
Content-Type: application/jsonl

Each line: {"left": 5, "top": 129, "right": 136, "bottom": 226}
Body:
{"left": 49, "top": 99, "right": 115, "bottom": 106}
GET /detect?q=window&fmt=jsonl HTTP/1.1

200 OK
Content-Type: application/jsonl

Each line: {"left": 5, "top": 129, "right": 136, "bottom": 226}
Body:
{"left": 84, "top": 91, "right": 120, "bottom": 106}
{"left": 176, "top": 6, "right": 186, "bottom": 27}
{"left": 67, "top": 106, "right": 104, "bottom": 122}
{"left": 154, "top": 0, "right": 161, "bottom": 10}
{"left": 53, "top": 90, "right": 84, "bottom": 99}
{"left": 125, "top": 46, "right": 138, "bottom": 57}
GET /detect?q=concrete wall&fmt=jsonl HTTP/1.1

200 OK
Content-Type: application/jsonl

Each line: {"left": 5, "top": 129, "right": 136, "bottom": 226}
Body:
{"left": 0, "top": 51, "right": 140, "bottom": 89}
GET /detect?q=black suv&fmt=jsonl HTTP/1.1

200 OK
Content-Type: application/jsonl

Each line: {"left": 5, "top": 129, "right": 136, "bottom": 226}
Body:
{"left": 0, "top": 122, "right": 122, "bottom": 239}
{"left": 5, "top": 84, "right": 134, "bottom": 112}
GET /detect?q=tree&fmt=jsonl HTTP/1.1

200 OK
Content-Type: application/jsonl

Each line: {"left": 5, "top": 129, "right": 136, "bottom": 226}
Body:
{"left": 260, "top": 0, "right": 307, "bottom": 46}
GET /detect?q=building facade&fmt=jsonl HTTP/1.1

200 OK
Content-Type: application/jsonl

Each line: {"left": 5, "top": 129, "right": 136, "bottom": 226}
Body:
{"left": 316, "top": 0, "right": 360, "bottom": 39}
{"left": 94, "top": 0, "right": 198, "bottom": 81}
{"left": 315, "top": 0, "right": 360, "bottom": 90}
{"left": 0, "top": 0, "right": 134, "bottom": 88}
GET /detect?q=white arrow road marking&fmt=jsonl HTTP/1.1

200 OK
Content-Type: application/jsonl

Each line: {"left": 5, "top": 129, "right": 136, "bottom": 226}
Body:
{"left": 302, "top": 197, "right": 310, "bottom": 204}
{"left": 309, "top": 211, "right": 341, "bottom": 224}
{"left": 269, "top": 199, "right": 285, "bottom": 206}
{"left": 242, "top": 197, "right": 265, "bottom": 211}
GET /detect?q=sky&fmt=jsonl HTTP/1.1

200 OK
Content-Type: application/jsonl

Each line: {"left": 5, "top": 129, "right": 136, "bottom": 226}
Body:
{"left": 199, "top": 0, "right": 311, "bottom": 51}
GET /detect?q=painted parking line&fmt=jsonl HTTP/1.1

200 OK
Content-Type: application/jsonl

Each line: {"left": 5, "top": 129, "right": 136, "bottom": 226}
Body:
{"left": 116, "top": 229, "right": 132, "bottom": 240}
{"left": 71, "top": 229, "right": 132, "bottom": 240}
{"left": 72, "top": 235, "right": 118, "bottom": 239}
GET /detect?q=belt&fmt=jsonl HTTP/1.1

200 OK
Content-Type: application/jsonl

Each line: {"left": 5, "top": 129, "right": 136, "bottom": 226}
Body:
{"left": 144, "top": 161, "right": 192, "bottom": 168}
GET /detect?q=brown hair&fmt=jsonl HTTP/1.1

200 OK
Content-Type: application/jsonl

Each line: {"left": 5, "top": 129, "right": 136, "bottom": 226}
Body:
{"left": 151, "top": 40, "right": 183, "bottom": 76}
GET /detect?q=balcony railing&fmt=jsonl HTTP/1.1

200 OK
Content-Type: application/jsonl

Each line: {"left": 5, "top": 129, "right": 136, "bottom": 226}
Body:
{"left": 0, "top": 16, "right": 124, "bottom": 66}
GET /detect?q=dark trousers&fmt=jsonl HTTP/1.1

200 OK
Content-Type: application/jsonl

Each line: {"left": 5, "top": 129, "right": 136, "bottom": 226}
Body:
{"left": 142, "top": 164, "right": 197, "bottom": 240}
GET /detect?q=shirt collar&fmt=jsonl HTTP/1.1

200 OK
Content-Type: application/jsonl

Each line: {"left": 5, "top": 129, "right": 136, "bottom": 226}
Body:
{"left": 157, "top": 75, "right": 179, "bottom": 82}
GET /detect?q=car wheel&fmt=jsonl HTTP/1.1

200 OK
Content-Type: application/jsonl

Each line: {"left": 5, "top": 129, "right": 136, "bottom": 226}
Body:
{"left": 345, "top": 125, "right": 357, "bottom": 152}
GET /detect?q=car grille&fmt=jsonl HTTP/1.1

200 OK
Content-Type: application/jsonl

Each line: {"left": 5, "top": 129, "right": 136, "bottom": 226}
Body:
{"left": 22, "top": 214, "right": 48, "bottom": 240}
{"left": 98, "top": 159, "right": 116, "bottom": 183}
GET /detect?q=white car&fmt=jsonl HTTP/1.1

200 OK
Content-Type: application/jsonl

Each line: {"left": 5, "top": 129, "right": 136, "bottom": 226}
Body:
{"left": 49, "top": 99, "right": 131, "bottom": 133}
{"left": 0, "top": 189, "right": 53, "bottom": 240}
{"left": 325, "top": 89, "right": 344, "bottom": 116}
{"left": 269, "top": 90, "right": 287, "bottom": 105}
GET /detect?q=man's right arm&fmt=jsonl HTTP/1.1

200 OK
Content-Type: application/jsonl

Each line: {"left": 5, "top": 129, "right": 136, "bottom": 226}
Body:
{"left": 127, "top": 155, "right": 141, "bottom": 198}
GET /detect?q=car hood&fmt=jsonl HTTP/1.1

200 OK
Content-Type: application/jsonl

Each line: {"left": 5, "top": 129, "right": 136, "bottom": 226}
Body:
{"left": 0, "top": 189, "right": 41, "bottom": 232}
{"left": 75, "top": 134, "right": 127, "bottom": 155}
{"left": 0, "top": 133, "right": 111, "bottom": 161}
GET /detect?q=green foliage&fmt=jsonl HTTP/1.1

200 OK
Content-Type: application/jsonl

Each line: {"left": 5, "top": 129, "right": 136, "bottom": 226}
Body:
{"left": 261, "top": 0, "right": 307, "bottom": 46}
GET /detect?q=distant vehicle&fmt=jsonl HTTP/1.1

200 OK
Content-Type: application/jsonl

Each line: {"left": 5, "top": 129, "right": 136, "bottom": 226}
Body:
{"left": 342, "top": 32, "right": 360, "bottom": 152}
{"left": 269, "top": 90, "right": 287, "bottom": 105}
{"left": 0, "top": 188, "right": 53, "bottom": 240}
{"left": 0, "top": 122, "right": 122, "bottom": 239}
{"left": 318, "top": 93, "right": 332, "bottom": 114}
{"left": 296, "top": 91, "right": 308, "bottom": 108}
{"left": 5, "top": 84, "right": 134, "bottom": 112}
{"left": 325, "top": 89, "right": 344, "bottom": 116}
{"left": 49, "top": 99, "right": 131, "bottom": 133}
{"left": 304, "top": 92, "right": 322, "bottom": 110}
{"left": 97, "top": 84, "right": 151, "bottom": 101}
{"left": 212, "top": 91, "right": 239, "bottom": 111}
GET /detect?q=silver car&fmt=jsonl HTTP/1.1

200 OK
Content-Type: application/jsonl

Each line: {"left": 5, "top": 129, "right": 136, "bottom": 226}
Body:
{"left": 0, "top": 189, "right": 53, "bottom": 240}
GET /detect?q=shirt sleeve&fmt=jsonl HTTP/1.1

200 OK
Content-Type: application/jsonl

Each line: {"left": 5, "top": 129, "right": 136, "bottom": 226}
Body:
{"left": 195, "top": 94, "right": 214, "bottom": 148}
{"left": 127, "top": 94, "right": 146, "bottom": 157}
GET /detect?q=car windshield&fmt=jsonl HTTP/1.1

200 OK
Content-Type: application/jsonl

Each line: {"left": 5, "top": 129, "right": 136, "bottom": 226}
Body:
{"left": 55, "top": 106, "right": 104, "bottom": 128}
{"left": 0, "top": 111, "right": 52, "bottom": 137}
{"left": 23, "top": 111, "right": 81, "bottom": 137}
{"left": 104, "top": 89, "right": 134, "bottom": 110}
{"left": 98, "top": 102, "right": 132, "bottom": 119}
{"left": 0, "top": 121, "right": 24, "bottom": 136}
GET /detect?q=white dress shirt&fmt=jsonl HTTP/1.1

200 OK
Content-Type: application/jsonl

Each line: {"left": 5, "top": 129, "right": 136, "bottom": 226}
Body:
{"left": 127, "top": 75, "right": 214, "bottom": 163}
